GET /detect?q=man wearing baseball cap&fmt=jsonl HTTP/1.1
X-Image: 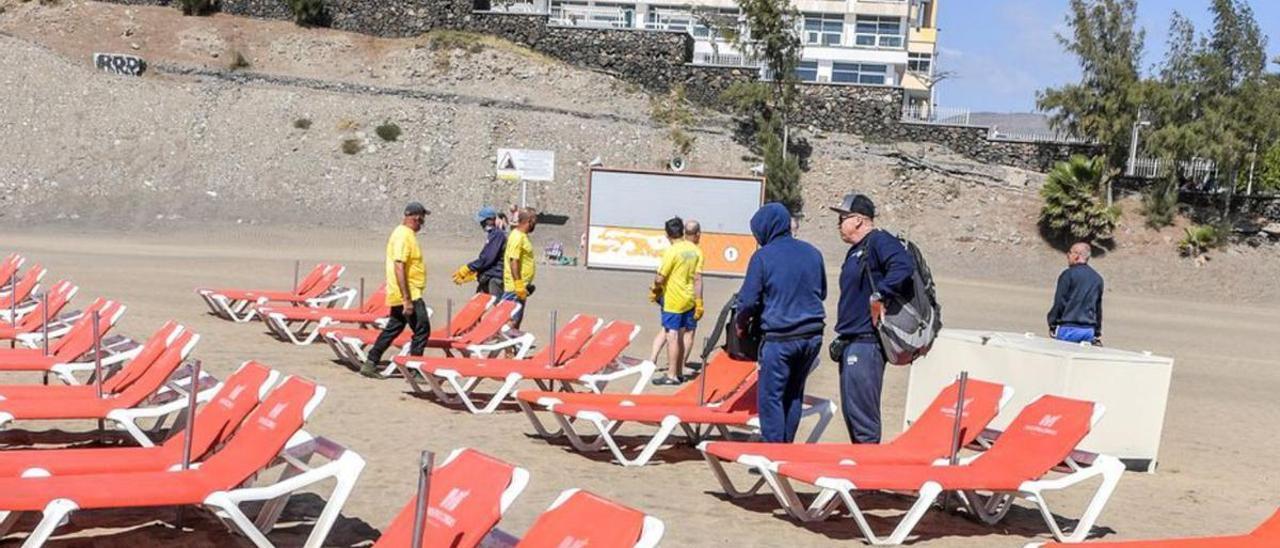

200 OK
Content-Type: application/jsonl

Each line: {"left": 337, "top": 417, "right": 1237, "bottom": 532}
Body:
{"left": 452, "top": 206, "right": 507, "bottom": 296}
{"left": 830, "top": 193, "right": 915, "bottom": 443}
{"left": 363, "top": 201, "right": 431, "bottom": 378}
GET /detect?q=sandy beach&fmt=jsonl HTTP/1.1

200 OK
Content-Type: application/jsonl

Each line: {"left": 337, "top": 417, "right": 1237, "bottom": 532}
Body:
{"left": 1, "top": 224, "right": 1276, "bottom": 547}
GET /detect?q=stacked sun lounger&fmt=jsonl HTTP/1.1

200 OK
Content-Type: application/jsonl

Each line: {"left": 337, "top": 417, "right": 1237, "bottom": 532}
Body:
{"left": 196, "top": 263, "right": 356, "bottom": 323}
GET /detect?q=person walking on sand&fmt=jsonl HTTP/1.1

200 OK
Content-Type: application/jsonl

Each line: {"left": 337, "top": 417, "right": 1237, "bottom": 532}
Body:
{"left": 1048, "top": 242, "right": 1104, "bottom": 344}
{"left": 649, "top": 217, "right": 704, "bottom": 385}
{"left": 648, "top": 219, "right": 704, "bottom": 375}
{"left": 830, "top": 193, "right": 915, "bottom": 443}
{"left": 502, "top": 207, "right": 538, "bottom": 329}
{"left": 452, "top": 206, "right": 506, "bottom": 297}
{"left": 735, "top": 203, "right": 826, "bottom": 442}
{"left": 362, "top": 202, "right": 431, "bottom": 378}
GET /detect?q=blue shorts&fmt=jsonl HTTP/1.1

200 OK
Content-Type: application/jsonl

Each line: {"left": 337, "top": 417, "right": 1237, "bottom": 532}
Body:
{"left": 501, "top": 292, "right": 526, "bottom": 322}
{"left": 660, "top": 309, "right": 696, "bottom": 331}
{"left": 1054, "top": 325, "right": 1096, "bottom": 343}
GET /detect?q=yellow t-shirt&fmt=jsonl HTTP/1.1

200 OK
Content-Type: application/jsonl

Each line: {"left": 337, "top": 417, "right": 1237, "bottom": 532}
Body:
{"left": 503, "top": 228, "right": 535, "bottom": 292}
{"left": 384, "top": 225, "right": 426, "bottom": 306}
{"left": 657, "top": 240, "right": 701, "bottom": 313}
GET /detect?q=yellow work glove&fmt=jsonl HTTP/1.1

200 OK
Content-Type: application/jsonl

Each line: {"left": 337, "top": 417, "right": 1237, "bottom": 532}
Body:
{"left": 694, "top": 298, "right": 705, "bottom": 321}
{"left": 514, "top": 280, "right": 529, "bottom": 300}
{"left": 451, "top": 265, "right": 476, "bottom": 285}
{"left": 648, "top": 283, "right": 663, "bottom": 304}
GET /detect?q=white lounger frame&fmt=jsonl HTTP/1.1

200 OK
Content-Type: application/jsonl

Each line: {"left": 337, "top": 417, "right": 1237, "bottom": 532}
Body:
{"left": 0, "top": 267, "right": 46, "bottom": 323}
{"left": 0, "top": 385, "right": 367, "bottom": 548}
{"left": 197, "top": 265, "right": 353, "bottom": 323}
{"left": 397, "top": 320, "right": 655, "bottom": 414}
{"left": 527, "top": 394, "right": 836, "bottom": 467}
{"left": 480, "top": 488, "right": 664, "bottom": 548}
{"left": 12, "top": 285, "right": 84, "bottom": 346}
{"left": 263, "top": 308, "right": 387, "bottom": 346}
{"left": 697, "top": 386, "right": 1017, "bottom": 520}
{"left": 772, "top": 401, "right": 1123, "bottom": 545}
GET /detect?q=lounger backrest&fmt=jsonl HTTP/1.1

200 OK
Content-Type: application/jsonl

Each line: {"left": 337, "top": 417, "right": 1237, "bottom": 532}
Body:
{"left": 373, "top": 449, "right": 519, "bottom": 548}
{"left": 293, "top": 263, "right": 329, "bottom": 294}
{"left": 198, "top": 376, "right": 319, "bottom": 488}
{"left": 673, "top": 351, "right": 757, "bottom": 404}
{"left": 159, "top": 361, "right": 274, "bottom": 462}
{"left": 528, "top": 315, "right": 600, "bottom": 365}
{"left": 0, "top": 254, "right": 20, "bottom": 282}
{"left": 890, "top": 379, "right": 1006, "bottom": 455}
{"left": 300, "top": 265, "right": 343, "bottom": 298}
{"left": 459, "top": 300, "right": 518, "bottom": 344}
{"left": 113, "top": 331, "right": 199, "bottom": 406}
{"left": 102, "top": 321, "right": 181, "bottom": 393}
{"left": 969, "top": 395, "right": 1095, "bottom": 481}
{"left": 0, "top": 264, "right": 43, "bottom": 307}
{"left": 14, "top": 281, "right": 75, "bottom": 332}
{"left": 517, "top": 490, "right": 647, "bottom": 548}
{"left": 359, "top": 285, "right": 390, "bottom": 314}
{"left": 50, "top": 298, "right": 120, "bottom": 358}
{"left": 556, "top": 321, "right": 636, "bottom": 373}
{"left": 447, "top": 293, "right": 495, "bottom": 338}
{"left": 1254, "top": 509, "right": 1280, "bottom": 539}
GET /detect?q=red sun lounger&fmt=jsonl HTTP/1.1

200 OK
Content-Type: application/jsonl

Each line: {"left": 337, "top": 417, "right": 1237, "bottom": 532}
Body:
{"left": 0, "top": 375, "right": 366, "bottom": 548}
{"left": 1026, "top": 508, "right": 1280, "bottom": 547}
{"left": 0, "top": 361, "right": 279, "bottom": 477}
{"left": 0, "top": 281, "right": 77, "bottom": 343}
{"left": 699, "top": 379, "right": 1012, "bottom": 520}
{"left": 774, "top": 395, "right": 1124, "bottom": 545}
{"left": 0, "top": 264, "right": 47, "bottom": 322}
{"left": 0, "top": 328, "right": 207, "bottom": 446}
{"left": 372, "top": 448, "right": 530, "bottom": 548}
{"left": 501, "top": 489, "right": 665, "bottom": 548}
{"left": 0, "top": 254, "right": 24, "bottom": 296}
{"left": 398, "top": 319, "right": 653, "bottom": 414}
{"left": 517, "top": 351, "right": 835, "bottom": 467}
{"left": 0, "top": 299, "right": 132, "bottom": 383}
{"left": 260, "top": 284, "right": 389, "bottom": 345}
{"left": 321, "top": 293, "right": 495, "bottom": 369}
{"left": 197, "top": 263, "right": 354, "bottom": 323}
{"left": 0, "top": 321, "right": 184, "bottom": 399}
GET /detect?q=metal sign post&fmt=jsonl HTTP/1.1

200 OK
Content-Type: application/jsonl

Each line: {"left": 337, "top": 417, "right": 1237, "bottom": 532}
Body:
{"left": 547, "top": 310, "right": 558, "bottom": 367}
{"left": 520, "top": 178, "right": 528, "bottom": 208}
{"left": 411, "top": 450, "right": 436, "bottom": 548}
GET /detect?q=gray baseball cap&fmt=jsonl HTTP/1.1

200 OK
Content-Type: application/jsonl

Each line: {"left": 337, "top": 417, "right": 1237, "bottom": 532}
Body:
{"left": 830, "top": 193, "right": 876, "bottom": 219}
{"left": 404, "top": 201, "right": 430, "bottom": 216}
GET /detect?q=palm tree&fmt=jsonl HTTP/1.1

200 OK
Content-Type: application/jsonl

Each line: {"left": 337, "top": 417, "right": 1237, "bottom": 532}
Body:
{"left": 1040, "top": 155, "right": 1120, "bottom": 246}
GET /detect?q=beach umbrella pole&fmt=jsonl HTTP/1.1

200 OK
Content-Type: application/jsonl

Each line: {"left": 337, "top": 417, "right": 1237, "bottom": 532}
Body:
{"left": 411, "top": 450, "right": 435, "bottom": 548}
{"left": 359, "top": 277, "right": 365, "bottom": 309}
{"left": 293, "top": 260, "right": 300, "bottom": 290}
{"left": 6, "top": 272, "right": 14, "bottom": 349}
{"left": 548, "top": 310, "right": 557, "bottom": 368}
{"left": 445, "top": 299, "right": 453, "bottom": 336}
{"left": 942, "top": 371, "right": 969, "bottom": 512}
{"left": 94, "top": 310, "right": 105, "bottom": 440}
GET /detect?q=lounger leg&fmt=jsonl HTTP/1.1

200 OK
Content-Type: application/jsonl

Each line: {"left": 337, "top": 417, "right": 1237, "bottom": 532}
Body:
{"left": 554, "top": 413, "right": 612, "bottom": 452}
{"left": 799, "top": 397, "right": 836, "bottom": 444}
{"left": 700, "top": 453, "right": 767, "bottom": 499}
{"left": 299, "top": 452, "right": 365, "bottom": 548}
{"left": 206, "top": 493, "right": 275, "bottom": 548}
{"left": 1024, "top": 455, "right": 1125, "bottom": 543}
{"left": 516, "top": 399, "right": 563, "bottom": 437}
{"left": 615, "top": 416, "right": 681, "bottom": 467}
{"left": 0, "top": 511, "right": 19, "bottom": 538}
{"left": 394, "top": 362, "right": 427, "bottom": 394}
{"left": 443, "top": 372, "right": 521, "bottom": 414}
{"left": 833, "top": 482, "right": 942, "bottom": 545}
{"left": 22, "top": 500, "right": 78, "bottom": 548}
{"left": 113, "top": 415, "right": 159, "bottom": 448}
{"left": 769, "top": 474, "right": 834, "bottom": 522}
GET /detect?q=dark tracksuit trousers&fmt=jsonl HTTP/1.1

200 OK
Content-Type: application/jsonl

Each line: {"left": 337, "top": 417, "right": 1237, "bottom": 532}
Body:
{"left": 757, "top": 335, "right": 823, "bottom": 443}
{"left": 367, "top": 299, "right": 431, "bottom": 364}
{"left": 839, "top": 336, "right": 887, "bottom": 443}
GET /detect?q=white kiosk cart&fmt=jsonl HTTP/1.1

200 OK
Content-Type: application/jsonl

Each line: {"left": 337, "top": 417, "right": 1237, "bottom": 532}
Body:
{"left": 904, "top": 329, "right": 1174, "bottom": 472}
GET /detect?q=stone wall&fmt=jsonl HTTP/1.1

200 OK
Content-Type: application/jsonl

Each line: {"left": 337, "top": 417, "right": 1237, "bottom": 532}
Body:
{"left": 96, "top": 0, "right": 1097, "bottom": 172}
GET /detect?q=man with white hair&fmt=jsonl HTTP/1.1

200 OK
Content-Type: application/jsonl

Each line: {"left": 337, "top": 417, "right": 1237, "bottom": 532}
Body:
{"left": 1047, "top": 242, "right": 1105, "bottom": 344}
{"left": 647, "top": 219, "right": 704, "bottom": 377}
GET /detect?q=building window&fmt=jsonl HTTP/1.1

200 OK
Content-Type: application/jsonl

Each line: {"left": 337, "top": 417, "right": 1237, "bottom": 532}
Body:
{"left": 692, "top": 8, "right": 739, "bottom": 39}
{"left": 592, "top": 3, "right": 634, "bottom": 28}
{"left": 803, "top": 14, "right": 843, "bottom": 47}
{"left": 646, "top": 8, "right": 693, "bottom": 32}
{"left": 831, "top": 62, "right": 888, "bottom": 85}
{"left": 854, "top": 15, "right": 903, "bottom": 48}
{"left": 908, "top": 52, "right": 932, "bottom": 74}
{"left": 915, "top": 0, "right": 933, "bottom": 28}
{"left": 795, "top": 60, "right": 819, "bottom": 82}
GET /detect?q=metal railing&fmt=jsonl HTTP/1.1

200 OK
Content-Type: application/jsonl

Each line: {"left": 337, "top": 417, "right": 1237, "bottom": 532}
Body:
{"left": 988, "top": 128, "right": 1092, "bottom": 144}
{"left": 1127, "top": 157, "right": 1218, "bottom": 182}
{"left": 901, "top": 106, "right": 974, "bottom": 126}
{"left": 549, "top": 6, "right": 632, "bottom": 28}
{"left": 691, "top": 51, "right": 764, "bottom": 67}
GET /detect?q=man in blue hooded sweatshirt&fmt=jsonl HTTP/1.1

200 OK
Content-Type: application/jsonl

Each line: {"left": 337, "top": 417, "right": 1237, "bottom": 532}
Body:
{"left": 735, "top": 203, "right": 827, "bottom": 443}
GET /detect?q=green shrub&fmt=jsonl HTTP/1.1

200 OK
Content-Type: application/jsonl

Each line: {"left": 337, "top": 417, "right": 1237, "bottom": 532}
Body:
{"left": 286, "top": 0, "right": 325, "bottom": 25}
{"left": 1040, "top": 155, "right": 1119, "bottom": 245}
{"left": 1178, "top": 224, "right": 1223, "bottom": 257}
{"left": 375, "top": 122, "right": 402, "bottom": 142}
{"left": 1141, "top": 172, "right": 1179, "bottom": 229}
{"left": 428, "top": 31, "right": 486, "bottom": 54}
{"left": 341, "top": 138, "right": 362, "bottom": 155}
{"left": 177, "top": 0, "right": 215, "bottom": 15}
{"left": 1257, "top": 142, "right": 1280, "bottom": 194}
{"left": 293, "top": 118, "right": 312, "bottom": 130}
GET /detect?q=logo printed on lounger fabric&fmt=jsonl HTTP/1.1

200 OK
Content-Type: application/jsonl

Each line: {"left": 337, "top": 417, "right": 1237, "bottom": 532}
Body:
{"left": 556, "top": 537, "right": 589, "bottom": 548}
{"left": 940, "top": 397, "right": 974, "bottom": 418}
{"left": 1027, "top": 414, "right": 1062, "bottom": 435}
{"left": 219, "top": 385, "right": 247, "bottom": 408}
{"left": 258, "top": 402, "right": 288, "bottom": 429}
{"left": 427, "top": 488, "right": 471, "bottom": 528}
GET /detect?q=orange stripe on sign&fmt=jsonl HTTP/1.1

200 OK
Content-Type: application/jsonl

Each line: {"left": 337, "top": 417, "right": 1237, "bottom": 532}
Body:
{"left": 587, "top": 226, "right": 757, "bottom": 276}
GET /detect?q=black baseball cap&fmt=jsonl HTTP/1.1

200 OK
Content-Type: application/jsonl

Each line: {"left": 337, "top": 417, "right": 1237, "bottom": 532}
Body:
{"left": 404, "top": 201, "right": 430, "bottom": 216}
{"left": 830, "top": 193, "right": 876, "bottom": 219}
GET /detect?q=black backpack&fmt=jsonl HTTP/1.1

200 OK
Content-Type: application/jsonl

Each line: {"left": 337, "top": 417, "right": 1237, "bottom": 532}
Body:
{"left": 701, "top": 292, "right": 760, "bottom": 363}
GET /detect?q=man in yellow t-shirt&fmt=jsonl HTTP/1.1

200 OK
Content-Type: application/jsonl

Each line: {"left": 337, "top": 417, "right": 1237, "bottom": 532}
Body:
{"left": 502, "top": 207, "right": 538, "bottom": 329}
{"left": 362, "top": 201, "right": 430, "bottom": 378}
{"left": 649, "top": 217, "right": 704, "bottom": 385}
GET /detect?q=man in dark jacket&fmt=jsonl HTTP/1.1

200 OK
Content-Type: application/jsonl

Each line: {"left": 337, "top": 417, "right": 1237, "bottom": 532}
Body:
{"left": 1048, "top": 242, "right": 1104, "bottom": 343}
{"left": 452, "top": 206, "right": 506, "bottom": 296}
{"left": 831, "top": 193, "right": 915, "bottom": 444}
{"left": 735, "top": 203, "right": 826, "bottom": 443}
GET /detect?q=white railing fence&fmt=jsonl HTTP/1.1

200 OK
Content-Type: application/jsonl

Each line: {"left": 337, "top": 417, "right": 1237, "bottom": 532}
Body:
{"left": 1127, "top": 157, "right": 1218, "bottom": 182}
{"left": 988, "top": 128, "right": 1091, "bottom": 144}
{"left": 691, "top": 51, "right": 764, "bottom": 67}
{"left": 901, "top": 106, "right": 973, "bottom": 126}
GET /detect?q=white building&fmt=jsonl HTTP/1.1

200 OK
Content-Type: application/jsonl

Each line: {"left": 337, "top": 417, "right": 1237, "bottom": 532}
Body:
{"left": 534, "top": 0, "right": 940, "bottom": 108}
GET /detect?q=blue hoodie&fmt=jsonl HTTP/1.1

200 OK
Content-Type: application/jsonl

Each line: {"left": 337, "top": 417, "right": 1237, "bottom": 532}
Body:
{"left": 735, "top": 204, "right": 827, "bottom": 340}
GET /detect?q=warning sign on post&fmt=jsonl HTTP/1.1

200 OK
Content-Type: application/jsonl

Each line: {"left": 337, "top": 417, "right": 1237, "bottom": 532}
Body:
{"left": 495, "top": 149, "right": 555, "bottom": 181}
